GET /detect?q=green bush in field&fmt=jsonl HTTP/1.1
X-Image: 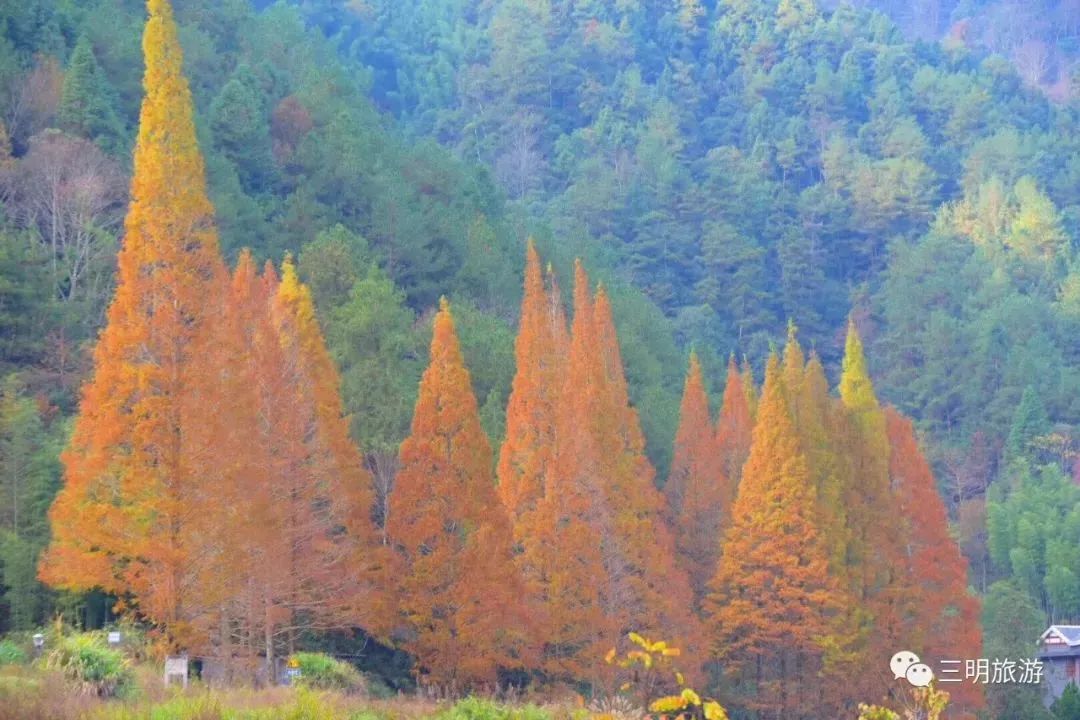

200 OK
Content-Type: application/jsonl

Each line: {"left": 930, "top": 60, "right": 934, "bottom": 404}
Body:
{"left": 438, "top": 697, "right": 552, "bottom": 720}
{"left": 290, "top": 652, "right": 365, "bottom": 694}
{"left": 0, "top": 639, "right": 26, "bottom": 666}
{"left": 42, "top": 633, "right": 132, "bottom": 697}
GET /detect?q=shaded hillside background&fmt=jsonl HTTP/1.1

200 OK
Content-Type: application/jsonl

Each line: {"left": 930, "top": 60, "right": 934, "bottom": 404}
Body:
{"left": 825, "top": 0, "right": 1080, "bottom": 98}
{"left": 1, "top": 2, "right": 1080, "bottom": 713}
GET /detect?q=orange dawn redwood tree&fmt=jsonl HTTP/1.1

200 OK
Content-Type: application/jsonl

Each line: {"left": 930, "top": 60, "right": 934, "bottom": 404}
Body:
{"left": 388, "top": 298, "right": 534, "bottom": 688}
{"left": 705, "top": 352, "right": 842, "bottom": 718}
{"left": 498, "top": 240, "right": 559, "bottom": 522}
{"left": 39, "top": 0, "right": 227, "bottom": 642}
{"left": 513, "top": 260, "right": 610, "bottom": 683}
{"left": 665, "top": 352, "right": 728, "bottom": 604}
{"left": 715, "top": 355, "right": 752, "bottom": 498}
{"left": 590, "top": 277, "right": 701, "bottom": 678}
{"left": 39, "top": 0, "right": 386, "bottom": 660}
{"left": 886, "top": 408, "right": 984, "bottom": 715}
{"left": 216, "top": 256, "right": 387, "bottom": 668}
{"left": 511, "top": 260, "right": 701, "bottom": 685}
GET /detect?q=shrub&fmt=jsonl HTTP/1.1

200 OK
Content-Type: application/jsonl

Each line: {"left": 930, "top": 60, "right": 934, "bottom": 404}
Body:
{"left": 0, "top": 639, "right": 27, "bottom": 666}
{"left": 290, "top": 652, "right": 366, "bottom": 694}
{"left": 438, "top": 697, "right": 552, "bottom": 720}
{"left": 41, "top": 633, "right": 132, "bottom": 698}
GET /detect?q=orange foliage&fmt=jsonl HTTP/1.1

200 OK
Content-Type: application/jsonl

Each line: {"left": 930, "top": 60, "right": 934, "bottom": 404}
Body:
{"left": 387, "top": 298, "right": 534, "bottom": 688}
{"left": 715, "top": 355, "right": 752, "bottom": 501}
{"left": 255, "top": 258, "right": 388, "bottom": 655}
{"left": 39, "top": 0, "right": 226, "bottom": 641}
{"left": 886, "top": 408, "right": 984, "bottom": 715}
{"left": 665, "top": 353, "right": 728, "bottom": 603}
{"left": 518, "top": 260, "right": 613, "bottom": 683}
{"left": 591, "top": 284, "right": 702, "bottom": 676}
{"left": 705, "top": 353, "right": 843, "bottom": 717}
{"left": 38, "top": 3, "right": 385, "bottom": 662}
{"left": 498, "top": 240, "right": 560, "bottom": 520}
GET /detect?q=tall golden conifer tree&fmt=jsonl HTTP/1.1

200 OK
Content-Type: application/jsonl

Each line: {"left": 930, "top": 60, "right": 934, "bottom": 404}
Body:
{"left": 388, "top": 299, "right": 534, "bottom": 687}
{"left": 666, "top": 352, "right": 728, "bottom": 603}
{"left": 498, "top": 240, "right": 559, "bottom": 520}
{"left": 715, "top": 355, "right": 752, "bottom": 506}
{"left": 40, "top": 0, "right": 226, "bottom": 642}
{"left": 705, "top": 353, "right": 842, "bottom": 717}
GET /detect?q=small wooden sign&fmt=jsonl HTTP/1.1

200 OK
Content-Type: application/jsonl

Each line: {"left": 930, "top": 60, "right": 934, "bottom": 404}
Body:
{"left": 164, "top": 655, "right": 189, "bottom": 688}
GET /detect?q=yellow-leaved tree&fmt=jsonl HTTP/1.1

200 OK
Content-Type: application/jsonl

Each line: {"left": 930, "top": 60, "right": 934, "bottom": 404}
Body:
{"left": 39, "top": 0, "right": 226, "bottom": 645}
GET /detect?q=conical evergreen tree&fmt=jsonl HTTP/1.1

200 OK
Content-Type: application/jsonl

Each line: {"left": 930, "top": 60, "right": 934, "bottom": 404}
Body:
{"left": 498, "top": 240, "right": 558, "bottom": 520}
{"left": 521, "top": 259, "right": 613, "bottom": 682}
{"left": 886, "top": 407, "right": 984, "bottom": 715}
{"left": 1006, "top": 385, "right": 1050, "bottom": 464}
{"left": 58, "top": 34, "right": 121, "bottom": 147}
{"left": 40, "top": 0, "right": 226, "bottom": 641}
{"left": 715, "top": 355, "right": 752, "bottom": 503}
{"left": 388, "top": 298, "right": 534, "bottom": 687}
{"left": 666, "top": 352, "right": 728, "bottom": 603}
{"left": 705, "top": 353, "right": 841, "bottom": 717}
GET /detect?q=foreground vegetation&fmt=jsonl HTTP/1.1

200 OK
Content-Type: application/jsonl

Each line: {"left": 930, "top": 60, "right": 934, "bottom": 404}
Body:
{"left": 0, "top": 631, "right": 964, "bottom": 720}
{"left": 0, "top": 669, "right": 549, "bottom": 720}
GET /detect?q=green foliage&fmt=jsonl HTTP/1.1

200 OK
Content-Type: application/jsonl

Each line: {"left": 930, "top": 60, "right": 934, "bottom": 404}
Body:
{"left": 980, "top": 579, "right": 1052, "bottom": 718}
{"left": 289, "top": 653, "right": 365, "bottom": 695}
{"left": 450, "top": 300, "right": 515, "bottom": 444}
{"left": 87, "top": 688, "right": 360, "bottom": 720}
{"left": 41, "top": 633, "right": 131, "bottom": 698}
{"left": 58, "top": 34, "right": 122, "bottom": 151}
{"left": 301, "top": 226, "right": 423, "bottom": 458}
{"left": 209, "top": 65, "right": 274, "bottom": 194}
{"left": 1054, "top": 683, "right": 1080, "bottom": 720}
{"left": 0, "top": 230, "right": 51, "bottom": 374}
{"left": 436, "top": 697, "right": 551, "bottom": 720}
{"left": 0, "top": 638, "right": 26, "bottom": 665}
{"left": 1007, "top": 386, "right": 1051, "bottom": 464}
{"left": 0, "top": 374, "right": 62, "bottom": 632}
{"left": 987, "top": 465, "right": 1080, "bottom": 618}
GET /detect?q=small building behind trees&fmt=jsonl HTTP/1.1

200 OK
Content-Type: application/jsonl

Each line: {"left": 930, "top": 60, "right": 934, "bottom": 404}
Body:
{"left": 1038, "top": 625, "right": 1080, "bottom": 705}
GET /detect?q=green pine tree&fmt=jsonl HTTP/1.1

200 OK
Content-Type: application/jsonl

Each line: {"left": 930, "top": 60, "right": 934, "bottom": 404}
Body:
{"left": 58, "top": 35, "right": 122, "bottom": 148}
{"left": 1054, "top": 683, "right": 1080, "bottom": 720}
{"left": 209, "top": 65, "right": 275, "bottom": 193}
{"left": 1006, "top": 385, "right": 1050, "bottom": 464}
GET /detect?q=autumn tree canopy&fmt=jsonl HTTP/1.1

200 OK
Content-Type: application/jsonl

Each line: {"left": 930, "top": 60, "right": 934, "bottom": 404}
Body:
{"left": 705, "top": 352, "right": 843, "bottom": 717}
{"left": 388, "top": 297, "right": 534, "bottom": 687}
{"left": 39, "top": 0, "right": 227, "bottom": 641}
{"left": 665, "top": 351, "right": 727, "bottom": 604}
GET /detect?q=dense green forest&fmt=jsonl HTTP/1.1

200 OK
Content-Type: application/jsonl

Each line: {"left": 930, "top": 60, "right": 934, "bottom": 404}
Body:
{"left": 2, "top": 0, "right": 1080, "bottom": 716}
{"left": 829, "top": 1, "right": 1080, "bottom": 94}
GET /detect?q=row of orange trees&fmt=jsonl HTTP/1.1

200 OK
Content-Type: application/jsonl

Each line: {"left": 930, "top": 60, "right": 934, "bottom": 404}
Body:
{"left": 39, "top": 1, "right": 981, "bottom": 718}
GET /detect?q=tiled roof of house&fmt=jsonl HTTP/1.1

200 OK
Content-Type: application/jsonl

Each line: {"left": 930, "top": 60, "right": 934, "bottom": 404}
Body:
{"left": 1042, "top": 626, "right": 1080, "bottom": 646}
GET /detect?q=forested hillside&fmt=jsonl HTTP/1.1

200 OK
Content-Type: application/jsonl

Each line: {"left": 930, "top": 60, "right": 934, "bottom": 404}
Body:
{"left": 0, "top": 0, "right": 1078, "bottom": 718}
{"left": 827, "top": 0, "right": 1080, "bottom": 96}
{"left": 338, "top": 0, "right": 1080, "bottom": 655}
